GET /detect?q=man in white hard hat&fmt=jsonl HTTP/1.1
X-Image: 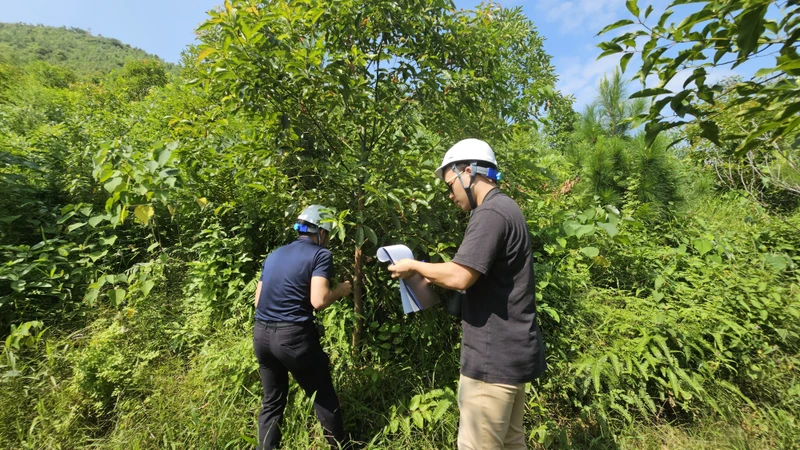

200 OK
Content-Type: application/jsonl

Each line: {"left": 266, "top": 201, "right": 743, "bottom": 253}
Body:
{"left": 388, "top": 139, "right": 546, "bottom": 450}
{"left": 253, "top": 205, "right": 352, "bottom": 450}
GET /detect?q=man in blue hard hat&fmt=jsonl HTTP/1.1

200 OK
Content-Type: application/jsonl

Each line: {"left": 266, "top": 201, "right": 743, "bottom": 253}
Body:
{"left": 388, "top": 139, "right": 546, "bottom": 450}
{"left": 253, "top": 205, "right": 352, "bottom": 450}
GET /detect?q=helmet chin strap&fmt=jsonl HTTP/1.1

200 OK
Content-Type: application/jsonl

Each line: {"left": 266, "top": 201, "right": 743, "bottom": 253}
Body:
{"left": 452, "top": 163, "right": 478, "bottom": 210}
{"left": 317, "top": 229, "right": 325, "bottom": 247}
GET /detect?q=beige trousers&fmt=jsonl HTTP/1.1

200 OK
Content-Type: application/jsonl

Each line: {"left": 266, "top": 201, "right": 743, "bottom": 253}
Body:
{"left": 457, "top": 374, "right": 527, "bottom": 450}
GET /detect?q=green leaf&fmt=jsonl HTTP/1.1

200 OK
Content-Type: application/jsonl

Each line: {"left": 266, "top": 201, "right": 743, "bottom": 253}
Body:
{"left": 108, "top": 288, "right": 127, "bottom": 306}
{"left": 386, "top": 192, "right": 402, "bottom": 206}
{"left": 84, "top": 288, "right": 99, "bottom": 304}
{"left": 157, "top": 147, "right": 173, "bottom": 167}
{"left": 699, "top": 120, "right": 720, "bottom": 145}
{"left": 597, "top": 19, "right": 635, "bottom": 36}
{"left": 754, "top": 66, "right": 779, "bottom": 78}
{"left": 645, "top": 121, "right": 668, "bottom": 148}
{"left": 400, "top": 417, "right": 410, "bottom": 435}
{"left": 246, "top": 183, "right": 268, "bottom": 192}
{"left": 409, "top": 395, "right": 421, "bottom": 410}
{"left": 620, "top": 53, "right": 633, "bottom": 73}
{"left": 597, "top": 222, "right": 618, "bottom": 237}
{"left": 88, "top": 250, "right": 108, "bottom": 262}
{"left": 563, "top": 220, "right": 581, "bottom": 237}
{"left": 88, "top": 215, "right": 108, "bottom": 227}
{"left": 764, "top": 254, "right": 788, "bottom": 272}
{"left": 670, "top": 90, "right": 693, "bottom": 117}
{"left": 581, "top": 247, "right": 600, "bottom": 258}
{"left": 597, "top": 42, "right": 624, "bottom": 59}
{"left": 626, "top": 0, "right": 640, "bottom": 17}
{"left": 196, "top": 46, "right": 218, "bottom": 64}
{"left": 364, "top": 225, "right": 378, "bottom": 246}
{"left": 67, "top": 222, "right": 87, "bottom": 233}
{"left": 356, "top": 226, "right": 365, "bottom": 247}
{"left": 140, "top": 280, "right": 155, "bottom": 297}
{"left": 104, "top": 177, "right": 123, "bottom": 194}
{"left": 736, "top": 5, "right": 769, "bottom": 59}
{"left": 432, "top": 400, "right": 451, "bottom": 421}
{"left": 134, "top": 205, "right": 155, "bottom": 225}
{"left": 677, "top": 8, "right": 715, "bottom": 30}
{"left": 411, "top": 411, "right": 424, "bottom": 429}
{"left": 692, "top": 238, "right": 713, "bottom": 256}
{"left": 11, "top": 279, "right": 26, "bottom": 292}
{"left": 575, "top": 224, "right": 595, "bottom": 238}
{"left": 630, "top": 87, "right": 672, "bottom": 99}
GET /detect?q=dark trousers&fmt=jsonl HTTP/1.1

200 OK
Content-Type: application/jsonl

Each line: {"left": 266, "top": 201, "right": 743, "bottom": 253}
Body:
{"left": 253, "top": 321, "right": 346, "bottom": 450}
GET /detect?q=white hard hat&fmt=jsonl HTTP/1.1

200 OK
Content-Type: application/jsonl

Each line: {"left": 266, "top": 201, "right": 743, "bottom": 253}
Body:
{"left": 297, "top": 204, "right": 332, "bottom": 231}
{"left": 434, "top": 138, "right": 498, "bottom": 180}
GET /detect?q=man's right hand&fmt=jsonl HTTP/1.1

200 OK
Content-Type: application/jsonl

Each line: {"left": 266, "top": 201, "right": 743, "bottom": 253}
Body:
{"left": 337, "top": 280, "right": 353, "bottom": 297}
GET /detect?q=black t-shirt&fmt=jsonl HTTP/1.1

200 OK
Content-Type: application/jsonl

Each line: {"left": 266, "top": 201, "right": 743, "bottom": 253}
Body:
{"left": 255, "top": 237, "right": 333, "bottom": 323}
{"left": 452, "top": 188, "right": 546, "bottom": 384}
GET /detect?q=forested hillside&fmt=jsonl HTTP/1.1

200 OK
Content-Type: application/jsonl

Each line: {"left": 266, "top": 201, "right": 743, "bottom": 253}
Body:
{"left": 0, "top": 23, "right": 170, "bottom": 75}
{"left": 0, "top": 1, "right": 798, "bottom": 449}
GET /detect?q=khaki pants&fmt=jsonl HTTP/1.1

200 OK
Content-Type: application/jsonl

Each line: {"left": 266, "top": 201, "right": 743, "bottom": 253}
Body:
{"left": 457, "top": 374, "right": 527, "bottom": 450}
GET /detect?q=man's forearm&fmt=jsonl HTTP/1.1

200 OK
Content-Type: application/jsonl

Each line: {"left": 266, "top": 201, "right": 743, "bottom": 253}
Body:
{"left": 410, "top": 261, "right": 476, "bottom": 291}
{"left": 319, "top": 287, "right": 342, "bottom": 310}
{"left": 254, "top": 281, "right": 263, "bottom": 308}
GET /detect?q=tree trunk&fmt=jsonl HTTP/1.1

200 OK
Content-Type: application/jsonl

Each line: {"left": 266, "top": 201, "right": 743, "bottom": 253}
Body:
{"left": 351, "top": 195, "right": 366, "bottom": 350}
{"left": 351, "top": 241, "right": 364, "bottom": 350}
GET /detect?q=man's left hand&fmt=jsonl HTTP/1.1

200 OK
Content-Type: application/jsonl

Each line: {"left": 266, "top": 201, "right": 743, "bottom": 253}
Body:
{"left": 387, "top": 258, "right": 417, "bottom": 280}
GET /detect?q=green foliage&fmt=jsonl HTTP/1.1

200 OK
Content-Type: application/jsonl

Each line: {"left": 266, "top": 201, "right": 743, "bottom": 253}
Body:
{"left": 118, "top": 59, "right": 169, "bottom": 101}
{"left": 680, "top": 78, "right": 800, "bottom": 210}
{"left": 523, "top": 189, "right": 799, "bottom": 447}
{"left": 384, "top": 388, "right": 456, "bottom": 436}
{"left": 596, "top": 69, "right": 647, "bottom": 138}
{"left": 598, "top": 0, "right": 800, "bottom": 155}
{"left": 0, "top": 4, "right": 798, "bottom": 450}
{"left": 569, "top": 74, "right": 684, "bottom": 217}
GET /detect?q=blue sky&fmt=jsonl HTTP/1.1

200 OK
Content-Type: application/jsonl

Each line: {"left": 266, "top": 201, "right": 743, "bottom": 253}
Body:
{"left": 2, "top": 0, "right": 768, "bottom": 111}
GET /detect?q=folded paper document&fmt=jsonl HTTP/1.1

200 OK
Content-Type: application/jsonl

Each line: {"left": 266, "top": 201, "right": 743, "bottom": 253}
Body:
{"left": 377, "top": 245, "right": 440, "bottom": 314}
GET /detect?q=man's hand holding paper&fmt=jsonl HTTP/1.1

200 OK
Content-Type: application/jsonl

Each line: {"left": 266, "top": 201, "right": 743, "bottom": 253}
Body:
{"left": 387, "top": 258, "right": 417, "bottom": 280}
{"left": 377, "top": 245, "right": 439, "bottom": 314}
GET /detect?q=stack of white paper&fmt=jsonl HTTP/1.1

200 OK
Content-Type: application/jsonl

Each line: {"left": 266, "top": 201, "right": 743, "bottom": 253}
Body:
{"left": 377, "top": 245, "right": 440, "bottom": 314}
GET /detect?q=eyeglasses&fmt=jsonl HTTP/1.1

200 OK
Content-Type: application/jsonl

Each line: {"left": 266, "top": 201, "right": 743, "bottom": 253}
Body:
{"left": 445, "top": 170, "right": 466, "bottom": 194}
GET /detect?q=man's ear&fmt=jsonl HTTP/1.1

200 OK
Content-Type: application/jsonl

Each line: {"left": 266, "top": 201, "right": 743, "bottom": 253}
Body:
{"left": 464, "top": 165, "right": 473, "bottom": 176}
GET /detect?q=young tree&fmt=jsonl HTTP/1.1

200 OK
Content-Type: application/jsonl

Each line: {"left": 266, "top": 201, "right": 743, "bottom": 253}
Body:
{"left": 572, "top": 72, "right": 682, "bottom": 215}
{"left": 596, "top": 69, "right": 647, "bottom": 138}
{"left": 195, "top": 0, "right": 562, "bottom": 346}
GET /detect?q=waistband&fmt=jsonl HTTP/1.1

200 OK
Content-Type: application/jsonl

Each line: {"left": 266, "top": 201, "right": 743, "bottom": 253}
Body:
{"left": 255, "top": 319, "right": 313, "bottom": 328}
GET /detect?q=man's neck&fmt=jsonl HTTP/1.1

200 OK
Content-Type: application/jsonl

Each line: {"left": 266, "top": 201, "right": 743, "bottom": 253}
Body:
{"left": 298, "top": 235, "right": 319, "bottom": 245}
{"left": 471, "top": 180, "right": 497, "bottom": 207}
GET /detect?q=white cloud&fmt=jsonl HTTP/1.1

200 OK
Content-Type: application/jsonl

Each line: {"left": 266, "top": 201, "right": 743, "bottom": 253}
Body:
{"left": 555, "top": 42, "right": 742, "bottom": 114}
{"left": 555, "top": 53, "right": 622, "bottom": 110}
{"left": 535, "top": 0, "right": 627, "bottom": 34}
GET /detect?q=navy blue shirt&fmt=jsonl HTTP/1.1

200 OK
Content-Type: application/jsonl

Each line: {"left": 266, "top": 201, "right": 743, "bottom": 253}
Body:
{"left": 255, "top": 236, "right": 334, "bottom": 323}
